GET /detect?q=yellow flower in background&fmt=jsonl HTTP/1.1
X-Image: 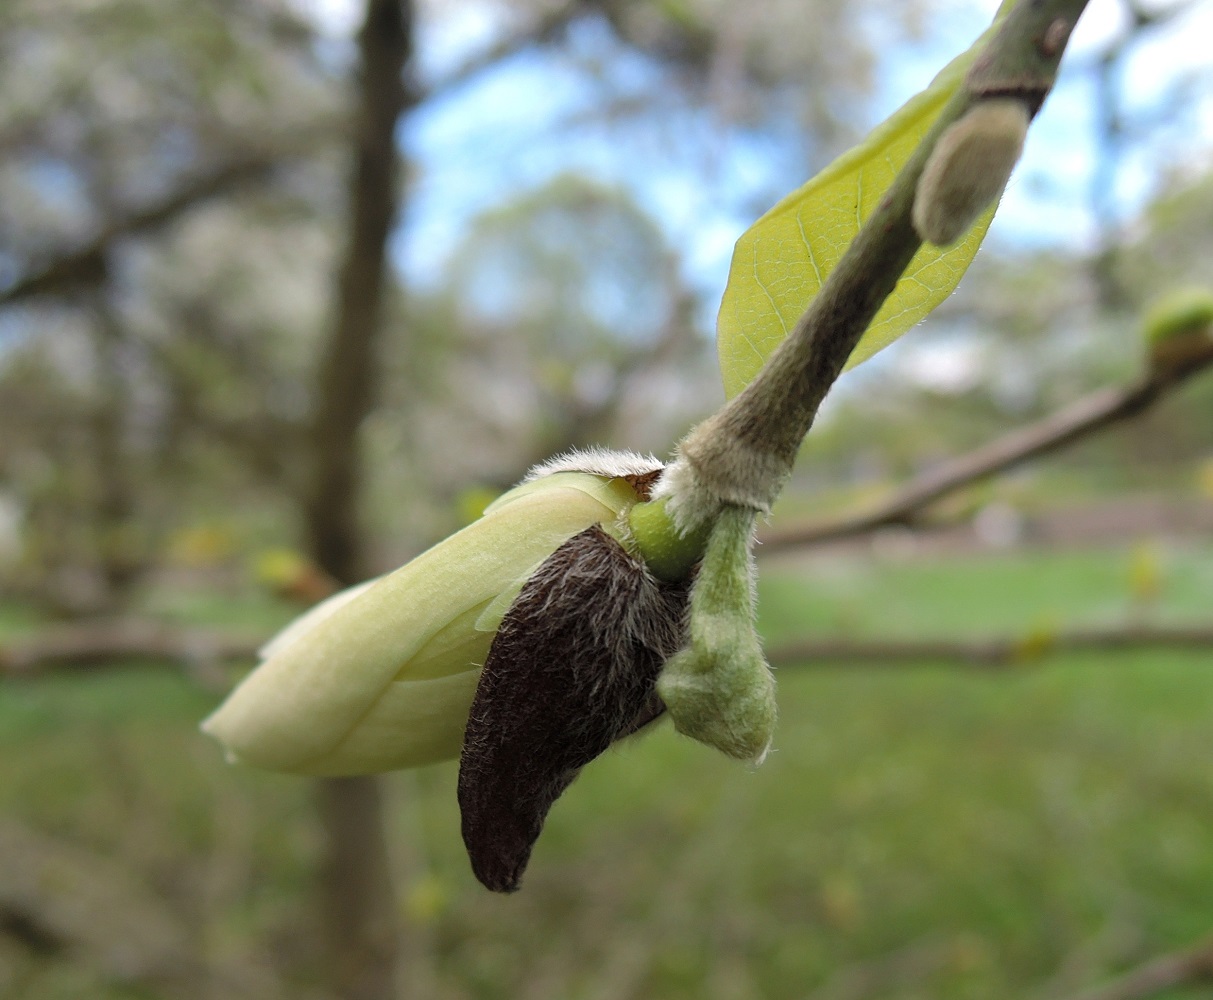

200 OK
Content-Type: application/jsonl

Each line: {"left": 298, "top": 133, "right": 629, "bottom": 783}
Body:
{"left": 1198, "top": 458, "right": 1213, "bottom": 501}
{"left": 201, "top": 466, "right": 653, "bottom": 776}
{"left": 1127, "top": 541, "right": 1164, "bottom": 607}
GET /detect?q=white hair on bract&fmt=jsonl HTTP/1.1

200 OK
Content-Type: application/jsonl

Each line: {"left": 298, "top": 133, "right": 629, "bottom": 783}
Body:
{"left": 524, "top": 447, "right": 664, "bottom": 484}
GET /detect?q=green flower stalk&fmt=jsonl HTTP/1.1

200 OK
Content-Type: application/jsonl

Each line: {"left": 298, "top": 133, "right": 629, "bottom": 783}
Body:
{"left": 657, "top": 506, "right": 776, "bottom": 763}
{"left": 202, "top": 456, "right": 663, "bottom": 776}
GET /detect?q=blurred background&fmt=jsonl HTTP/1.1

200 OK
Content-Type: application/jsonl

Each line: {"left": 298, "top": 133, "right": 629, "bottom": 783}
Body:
{"left": 2, "top": 0, "right": 1213, "bottom": 997}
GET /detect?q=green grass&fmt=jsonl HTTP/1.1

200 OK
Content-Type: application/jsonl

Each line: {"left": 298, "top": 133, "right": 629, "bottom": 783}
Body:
{"left": 1, "top": 543, "right": 1211, "bottom": 999}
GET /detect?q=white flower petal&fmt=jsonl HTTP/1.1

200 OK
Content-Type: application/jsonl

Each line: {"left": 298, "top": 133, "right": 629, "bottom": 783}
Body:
{"left": 258, "top": 578, "right": 378, "bottom": 661}
{"left": 297, "top": 673, "right": 484, "bottom": 775}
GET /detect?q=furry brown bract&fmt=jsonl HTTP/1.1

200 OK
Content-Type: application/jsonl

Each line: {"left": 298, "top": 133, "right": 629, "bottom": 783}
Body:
{"left": 458, "top": 525, "right": 689, "bottom": 893}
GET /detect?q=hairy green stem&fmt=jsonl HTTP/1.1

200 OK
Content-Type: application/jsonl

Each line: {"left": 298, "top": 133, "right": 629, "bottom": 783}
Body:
{"left": 657, "top": 505, "right": 776, "bottom": 762}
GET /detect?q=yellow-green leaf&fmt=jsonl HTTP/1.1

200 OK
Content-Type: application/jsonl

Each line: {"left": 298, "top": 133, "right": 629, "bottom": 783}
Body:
{"left": 717, "top": 8, "right": 1011, "bottom": 399}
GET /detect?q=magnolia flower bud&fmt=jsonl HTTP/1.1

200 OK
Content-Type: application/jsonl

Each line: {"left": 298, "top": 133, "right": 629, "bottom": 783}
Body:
{"left": 201, "top": 460, "right": 661, "bottom": 776}
{"left": 912, "top": 98, "right": 1029, "bottom": 247}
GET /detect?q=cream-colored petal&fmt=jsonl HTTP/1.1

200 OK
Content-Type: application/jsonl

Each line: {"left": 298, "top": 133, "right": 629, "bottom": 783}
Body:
{"left": 259, "top": 578, "right": 379, "bottom": 661}
{"left": 392, "top": 601, "right": 494, "bottom": 682}
{"left": 202, "top": 475, "right": 634, "bottom": 772}
{"left": 296, "top": 672, "right": 483, "bottom": 775}
{"left": 483, "top": 471, "right": 636, "bottom": 516}
{"left": 473, "top": 566, "right": 535, "bottom": 635}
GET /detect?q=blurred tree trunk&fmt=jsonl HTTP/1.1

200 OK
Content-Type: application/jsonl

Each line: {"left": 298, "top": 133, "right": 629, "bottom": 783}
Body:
{"left": 90, "top": 292, "right": 143, "bottom": 604}
{"left": 315, "top": 777, "right": 399, "bottom": 1000}
{"left": 305, "top": 2, "right": 414, "bottom": 999}
{"left": 307, "top": 0, "right": 412, "bottom": 586}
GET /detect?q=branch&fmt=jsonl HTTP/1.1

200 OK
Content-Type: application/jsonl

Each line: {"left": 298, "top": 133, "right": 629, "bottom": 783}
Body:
{"left": 422, "top": 0, "right": 586, "bottom": 100}
{"left": 1061, "top": 933, "right": 1213, "bottom": 1000}
{"left": 140, "top": 301, "right": 309, "bottom": 493}
{"left": 760, "top": 340, "right": 1213, "bottom": 552}
{"left": 0, "top": 620, "right": 261, "bottom": 688}
{"left": 768, "top": 623, "right": 1213, "bottom": 671}
{"left": 1, "top": 4, "right": 590, "bottom": 308}
{"left": 8, "top": 617, "right": 1211, "bottom": 681}
{"left": 0, "top": 4, "right": 590, "bottom": 311}
{"left": 0, "top": 128, "right": 339, "bottom": 307}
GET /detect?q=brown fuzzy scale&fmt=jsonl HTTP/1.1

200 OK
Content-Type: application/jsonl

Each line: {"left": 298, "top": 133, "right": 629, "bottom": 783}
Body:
{"left": 622, "top": 468, "right": 663, "bottom": 500}
{"left": 457, "top": 525, "right": 689, "bottom": 893}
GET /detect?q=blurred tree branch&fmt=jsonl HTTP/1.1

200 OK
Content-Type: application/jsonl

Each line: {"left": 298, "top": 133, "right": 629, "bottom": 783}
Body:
{"left": 0, "top": 130, "right": 340, "bottom": 307}
{"left": 768, "top": 624, "right": 1213, "bottom": 672}
{"left": 425, "top": 0, "right": 587, "bottom": 98}
{"left": 0, "top": 2, "right": 610, "bottom": 317}
{"left": 760, "top": 341, "right": 1213, "bottom": 553}
{"left": 142, "top": 298, "right": 311, "bottom": 493}
{"left": 84, "top": 288, "right": 143, "bottom": 601}
{"left": 0, "top": 619, "right": 259, "bottom": 687}
{"left": 6, "top": 618, "right": 1213, "bottom": 683}
{"left": 1060, "top": 932, "right": 1213, "bottom": 1000}
{"left": 1086, "top": 0, "right": 1194, "bottom": 309}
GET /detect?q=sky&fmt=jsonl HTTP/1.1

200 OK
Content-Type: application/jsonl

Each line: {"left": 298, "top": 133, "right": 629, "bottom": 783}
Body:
{"left": 294, "top": 0, "right": 1213, "bottom": 363}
